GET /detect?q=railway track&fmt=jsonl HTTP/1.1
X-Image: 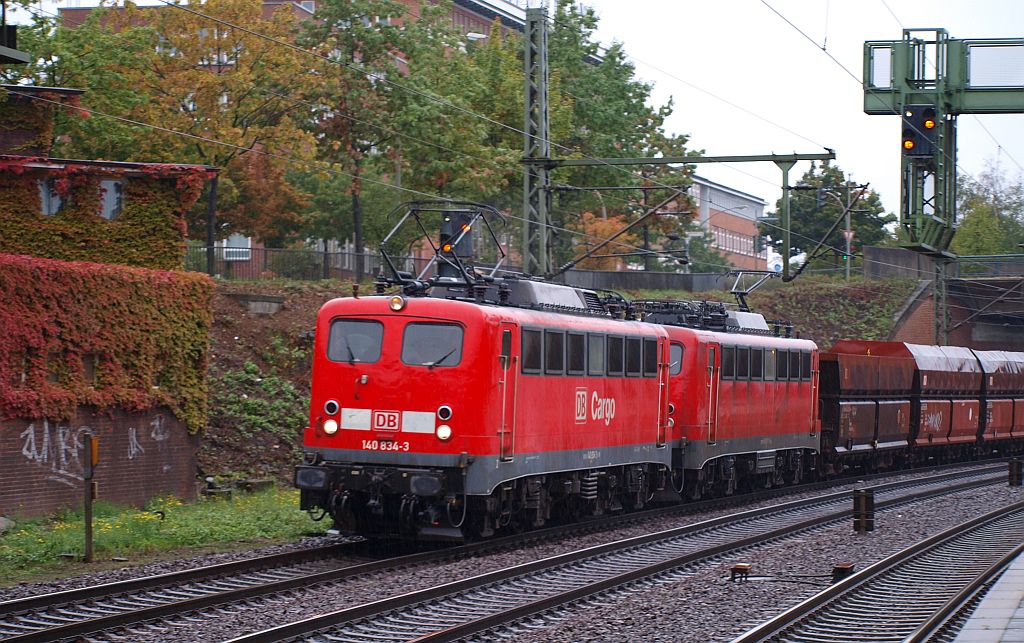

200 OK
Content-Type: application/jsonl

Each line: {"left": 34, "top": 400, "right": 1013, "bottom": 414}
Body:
{"left": 0, "top": 464, "right": 1006, "bottom": 642}
{"left": 226, "top": 467, "right": 1008, "bottom": 643}
{"left": 732, "top": 500, "right": 1024, "bottom": 643}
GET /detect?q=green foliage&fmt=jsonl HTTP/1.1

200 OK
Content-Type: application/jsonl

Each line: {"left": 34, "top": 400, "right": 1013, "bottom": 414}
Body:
{"left": 260, "top": 335, "right": 310, "bottom": 372}
{"left": 0, "top": 159, "right": 211, "bottom": 270}
{"left": 748, "top": 277, "right": 919, "bottom": 349}
{"left": 207, "top": 361, "right": 307, "bottom": 457}
{"left": 0, "top": 489, "right": 316, "bottom": 578}
{"left": 771, "top": 162, "right": 895, "bottom": 259}
{"left": 952, "top": 162, "right": 1024, "bottom": 256}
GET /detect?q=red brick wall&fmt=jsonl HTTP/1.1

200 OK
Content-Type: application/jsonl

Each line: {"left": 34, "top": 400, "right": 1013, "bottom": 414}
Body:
{"left": 0, "top": 407, "right": 197, "bottom": 518}
{"left": 891, "top": 292, "right": 1024, "bottom": 350}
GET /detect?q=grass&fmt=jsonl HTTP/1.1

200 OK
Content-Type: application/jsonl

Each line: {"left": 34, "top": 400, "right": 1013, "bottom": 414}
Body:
{"left": 0, "top": 488, "right": 323, "bottom": 585}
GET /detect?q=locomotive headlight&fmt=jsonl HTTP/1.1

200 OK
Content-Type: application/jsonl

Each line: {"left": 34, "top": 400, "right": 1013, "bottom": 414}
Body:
{"left": 323, "top": 419, "right": 339, "bottom": 435}
{"left": 324, "top": 400, "right": 339, "bottom": 416}
{"left": 435, "top": 424, "right": 452, "bottom": 441}
{"left": 389, "top": 295, "right": 407, "bottom": 311}
{"left": 437, "top": 405, "right": 453, "bottom": 421}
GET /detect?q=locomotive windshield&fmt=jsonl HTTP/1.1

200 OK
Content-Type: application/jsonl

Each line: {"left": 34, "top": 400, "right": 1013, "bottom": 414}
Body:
{"left": 402, "top": 323, "right": 464, "bottom": 367}
{"left": 327, "top": 319, "right": 383, "bottom": 363}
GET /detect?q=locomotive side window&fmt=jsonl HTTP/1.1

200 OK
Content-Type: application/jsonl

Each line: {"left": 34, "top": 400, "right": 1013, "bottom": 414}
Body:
{"left": 607, "top": 336, "right": 624, "bottom": 376}
{"left": 545, "top": 330, "right": 565, "bottom": 375}
{"left": 327, "top": 319, "right": 384, "bottom": 364}
{"left": 736, "top": 347, "right": 750, "bottom": 379}
{"left": 721, "top": 346, "right": 735, "bottom": 380}
{"left": 751, "top": 348, "right": 764, "bottom": 380}
{"left": 669, "top": 343, "right": 684, "bottom": 376}
{"left": 801, "top": 351, "right": 812, "bottom": 381}
{"left": 789, "top": 350, "right": 801, "bottom": 381}
{"left": 765, "top": 348, "right": 776, "bottom": 381}
{"left": 522, "top": 329, "right": 542, "bottom": 373}
{"left": 642, "top": 338, "right": 658, "bottom": 377}
{"left": 588, "top": 333, "right": 605, "bottom": 376}
{"left": 625, "top": 337, "right": 642, "bottom": 377}
{"left": 567, "top": 332, "right": 586, "bottom": 375}
{"left": 777, "top": 349, "right": 789, "bottom": 380}
{"left": 402, "top": 323, "right": 464, "bottom": 367}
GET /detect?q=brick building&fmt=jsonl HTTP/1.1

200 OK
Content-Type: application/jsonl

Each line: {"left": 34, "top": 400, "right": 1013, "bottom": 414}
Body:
{"left": 0, "top": 85, "right": 215, "bottom": 517}
{"left": 690, "top": 175, "right": 768, "bottom": 270}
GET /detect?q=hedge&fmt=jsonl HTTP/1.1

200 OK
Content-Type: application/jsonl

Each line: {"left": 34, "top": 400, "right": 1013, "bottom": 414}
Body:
{"left": 0, "top": 254, "right": 213, "bottom": 432}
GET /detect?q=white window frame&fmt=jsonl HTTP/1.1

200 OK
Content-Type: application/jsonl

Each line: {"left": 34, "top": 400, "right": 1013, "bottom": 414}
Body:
{"left": 99, "top": 180, "right": 123, "bottom": 220}
{"left": 218, "top": 233, "right": 252, "bottom": 261}
{"left": 38, "top": 178, "right": 63, "bottom": 216}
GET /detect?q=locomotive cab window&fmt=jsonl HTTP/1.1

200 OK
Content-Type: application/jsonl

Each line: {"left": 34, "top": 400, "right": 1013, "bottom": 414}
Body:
{"left": 545, "top": 330, "right": 565, "bottom": 375}
{"left": 669, "top": 343, "right": 684, "bottom": 376}
{"left": 588, "top": 333, "right": 605, "bottom": 376}
{"left": 801, "top": 351, "right": 812, "bottom": 381}
{"left": 328, "top": 319, "right": 384, "bottom": 364}
{"left": 402, "top": 323, "right": 463, "bottom": 367}
{"left": 777, "top": 349, "right": 789, "bottom": 380}
{"left": 625, "top": 337, "right": 642, "bottom": 377}
{"left": 643, "top": 338, "right": 658, "bottom": 377}
{"left": 567, "top": 332, "right": 586, "bottom": 375}
{"left": 765, "top": 349, "right": 776, "bottom": 381}
{"left": 607, "top": 336, "right": 624, "bottom": 376}
{"left": 522, "top": 329, "right": 542, "bottom": 374}
{"left": 721, "top": 346, "right": 735, "bottom": 380}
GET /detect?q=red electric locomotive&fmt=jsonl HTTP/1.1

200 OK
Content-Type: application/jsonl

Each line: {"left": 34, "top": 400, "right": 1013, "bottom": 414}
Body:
{"left": 641, "top": 302, "right": 819, "bottom": 499}
{"left": 295, "top": 201, "right": 826, "bottom": 540}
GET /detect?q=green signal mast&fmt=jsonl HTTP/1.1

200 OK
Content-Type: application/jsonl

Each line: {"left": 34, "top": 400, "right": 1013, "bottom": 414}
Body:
{"left": 864, "top": 29, "right": 1024, "bottom": 256}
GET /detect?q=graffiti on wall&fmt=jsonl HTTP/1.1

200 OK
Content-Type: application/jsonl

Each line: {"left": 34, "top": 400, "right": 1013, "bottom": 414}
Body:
{"left": 18, "top": 415, "right": 172, "bottom": 487}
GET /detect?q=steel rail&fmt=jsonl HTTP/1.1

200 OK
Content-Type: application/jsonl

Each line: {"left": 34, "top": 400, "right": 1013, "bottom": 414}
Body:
{"left": 226, "top": 469, "right": 1005, "bottom": 643}
{"left": 731, "top": 500, "right": 1024, "bottom": 643}
{"left": 900, "top": 541, "right": 1024, "bottom": 643}
{"left": 0, "top": 463, "right": 1004, "bottom": 642}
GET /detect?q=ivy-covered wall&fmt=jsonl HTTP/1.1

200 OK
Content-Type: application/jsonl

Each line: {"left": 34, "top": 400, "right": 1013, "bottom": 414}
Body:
{"left": 0, "top": 158, "right": 212, "bottom": 270}
{"left": 0, "top": 90, "right": 59, "bottom": 156}
{"left": 0, "top": 254, "right": 214, "bottom": 433}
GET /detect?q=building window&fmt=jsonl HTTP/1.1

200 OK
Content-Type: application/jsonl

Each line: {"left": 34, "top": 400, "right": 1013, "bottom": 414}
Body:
{"left": 99, "top": 180, "right": 123, "bottom": 220}
{"left": 219, "top": 233, "right": 252, "bottom": 261}
{"left": 38, "top": 179, "right": 63, "bottom": 216}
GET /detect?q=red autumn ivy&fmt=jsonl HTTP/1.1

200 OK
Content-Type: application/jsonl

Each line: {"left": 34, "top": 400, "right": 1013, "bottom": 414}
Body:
{"left": 0, "top": 254, "right": 213, "bottom": 432}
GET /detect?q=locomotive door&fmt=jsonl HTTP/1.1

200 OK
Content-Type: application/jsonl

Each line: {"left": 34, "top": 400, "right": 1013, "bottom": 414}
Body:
{"left": 707, "top": 342, "right": 720, "bottom": 444}
{"left": 497, "top": 322, "right": 518, "bottom": 462}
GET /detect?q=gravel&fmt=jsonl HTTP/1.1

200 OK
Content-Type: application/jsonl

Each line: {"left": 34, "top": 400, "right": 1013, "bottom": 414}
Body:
{"left": 2, "top": 464, "right": 1020, "bottom": 643}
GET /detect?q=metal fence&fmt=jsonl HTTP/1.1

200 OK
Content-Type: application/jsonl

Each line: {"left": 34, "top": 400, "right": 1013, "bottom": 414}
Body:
{"left": 183, "top": 245, "right": 738, "bottom": 292}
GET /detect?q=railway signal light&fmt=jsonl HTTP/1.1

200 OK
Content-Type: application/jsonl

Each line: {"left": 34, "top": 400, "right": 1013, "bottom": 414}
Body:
{"left": 901, "top": 104, "right": 938, "bottom": 157}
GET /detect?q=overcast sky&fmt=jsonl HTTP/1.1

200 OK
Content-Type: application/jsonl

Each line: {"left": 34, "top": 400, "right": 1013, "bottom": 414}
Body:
{"left": 584, "top": 0, "right": 1024, "bottom": 215}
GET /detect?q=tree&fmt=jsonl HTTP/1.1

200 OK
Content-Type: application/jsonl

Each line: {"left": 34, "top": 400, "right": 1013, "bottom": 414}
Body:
{"left": 772, "top": 162, "right": 894, "bottom": 262}
{"left": 951, "top": 161, "right": 1024, "bottom": 256}
{"left": 4, "top": 0, "right": 316, "bottom": 244}
{"left": 298, "top": 0, "right": 419, "bottom": 282}
{"left": 545, "top": 0, "right": 694, "bottom": 269}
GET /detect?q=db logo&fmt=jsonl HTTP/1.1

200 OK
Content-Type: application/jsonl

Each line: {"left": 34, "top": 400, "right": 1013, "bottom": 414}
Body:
{"left": 372, "top": 410, "right": 400, "bottom": 431}
{"left": 574, "top": 388, "right": 587, "bottom": 423}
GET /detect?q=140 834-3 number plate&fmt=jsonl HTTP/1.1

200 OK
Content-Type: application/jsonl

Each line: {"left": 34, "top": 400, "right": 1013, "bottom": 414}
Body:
{"left": 361, "top": 440, "right": 410, "bottom": 452}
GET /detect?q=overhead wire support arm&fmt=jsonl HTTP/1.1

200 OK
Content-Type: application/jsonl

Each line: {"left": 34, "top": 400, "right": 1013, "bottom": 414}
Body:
{"left": 530, "top": 151, "right": 836, "bottom": 168}
{"left": 546, "top": 191, "right": 684, "bottom": 280}
{"left": 783, "top": 185, "right": 869, "bottom": 282}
